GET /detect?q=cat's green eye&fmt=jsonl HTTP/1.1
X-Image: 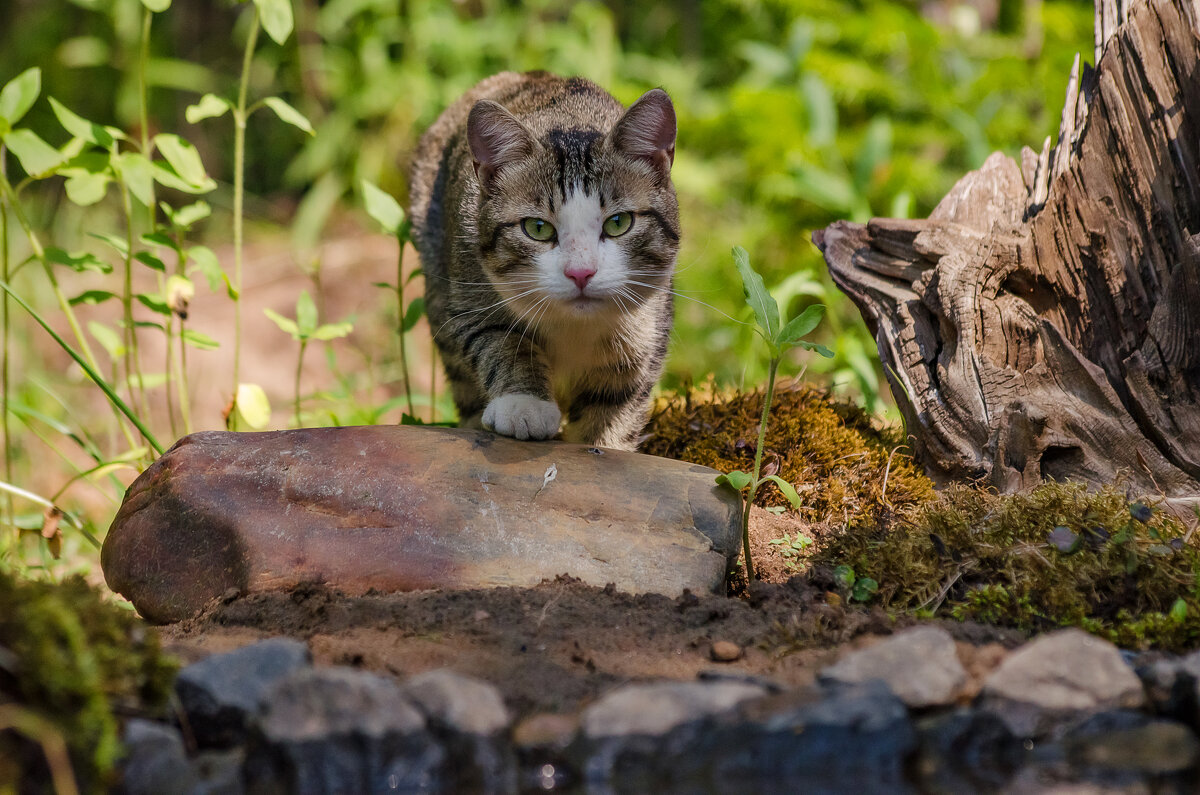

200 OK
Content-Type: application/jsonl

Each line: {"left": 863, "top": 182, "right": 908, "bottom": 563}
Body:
{"left": 522, "top": 217, "right": 556, "bottom": 242}
{"left": 602, "top": 212, "right": 634, "bottom": 237}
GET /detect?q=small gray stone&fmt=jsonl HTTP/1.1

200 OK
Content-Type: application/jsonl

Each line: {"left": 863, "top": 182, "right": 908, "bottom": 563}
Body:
{"left": 244, "top": 667, "right": 444, "bottom": 795}
{"left": 175, "top": 638, "right": 311, "bottom": 748}
{"left": 118, "top": 719, "right": 198, "bottom": 795}
{"left": 401, "top": 669, "right": 509, "bottom": 735}
{"left": 401, "top": 669, "right": 515, "bottom": 795}
{"left": 979, "top": 629, "right": 1146, "bottom": 738}
{"left": 820, "top": 626, "right": 967, "bottom": 708}
{"left": 581, "top": 680, "right": 917, "bottom": 792}
{"left": 581, "top": 680, "right": 768, "bottom": 739}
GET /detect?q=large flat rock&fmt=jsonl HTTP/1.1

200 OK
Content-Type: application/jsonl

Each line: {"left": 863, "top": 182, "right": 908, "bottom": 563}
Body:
{"left": 102, "top": 426, "right": 741, "bottom": 622}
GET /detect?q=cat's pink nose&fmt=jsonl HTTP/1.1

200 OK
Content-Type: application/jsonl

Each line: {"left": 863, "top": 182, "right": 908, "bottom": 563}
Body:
{"left": 564, "top": 267, "right": 596, "bottom": 290}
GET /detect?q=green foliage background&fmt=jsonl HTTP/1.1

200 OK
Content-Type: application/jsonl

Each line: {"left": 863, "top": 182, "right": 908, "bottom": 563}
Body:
{"left": 0, "top": 0, "right": 1092, "bottom": 574}
{"left": 3, "top": 0, "right": 1090, "bottom": 402}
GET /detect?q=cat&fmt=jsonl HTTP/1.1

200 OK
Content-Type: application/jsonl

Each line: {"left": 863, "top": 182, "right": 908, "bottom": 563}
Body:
{"left": 408, "top": 71, "right": 679, "bottom": 451}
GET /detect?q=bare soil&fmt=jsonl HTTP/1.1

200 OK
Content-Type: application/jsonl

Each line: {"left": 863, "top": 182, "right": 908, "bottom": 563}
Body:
{"left": 159, "top": 567, "right": 1025, "bottom": 721}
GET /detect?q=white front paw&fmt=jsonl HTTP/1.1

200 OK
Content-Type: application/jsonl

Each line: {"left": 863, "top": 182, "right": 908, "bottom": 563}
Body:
{"left": 483, "top": 394, "right": 562, "bottom": 440}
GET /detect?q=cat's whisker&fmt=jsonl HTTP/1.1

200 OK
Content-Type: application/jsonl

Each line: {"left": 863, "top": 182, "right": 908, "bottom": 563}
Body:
{"left": 623, "top": 279, "right": 749, "bottom": 326}
{"left": 434, "top": 286, "right": 546, "bottom": 340}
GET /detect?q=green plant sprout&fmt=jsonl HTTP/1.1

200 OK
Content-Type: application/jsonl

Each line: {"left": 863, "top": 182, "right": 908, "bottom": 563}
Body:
{"left": 264, "top": 290, "right": 353, "bottom": 427}
{"left": 767, "top": 531, "right": 813, "bottom": 570}
{"left": 716, "top": 246, "right": 832, "bottom": 582}
{"left": 362, "top": 181, "right": 423, "bottom": 420}
{"left": 184, "top": 0, "right": 312, "bottom": 430}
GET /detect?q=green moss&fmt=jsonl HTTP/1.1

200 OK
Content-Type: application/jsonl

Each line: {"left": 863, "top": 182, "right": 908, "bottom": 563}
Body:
{"left": 644, "top": 381, "right": 936, "bottom": 524}
{"left": 815, "top": 482, "right": 1200, "bottom": 651}
{"left": 0, "top": 570, "right": 178, "bottom": 788}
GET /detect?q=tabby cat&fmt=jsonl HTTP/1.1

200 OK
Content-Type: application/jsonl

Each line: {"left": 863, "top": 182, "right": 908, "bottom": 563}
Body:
{"left": 409, "top": 72, "right": 679, "bottom": 450}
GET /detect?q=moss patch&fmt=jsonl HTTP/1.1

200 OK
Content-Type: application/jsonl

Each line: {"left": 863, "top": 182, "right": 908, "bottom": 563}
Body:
{"left": 815, "top": 482, "right": 1200, "bottom": 651}
{"left": 0, "top": 570, "right": 177, "bottom": 789}
{"left": 643, "top": 380, "right": 935, "bottom": 523}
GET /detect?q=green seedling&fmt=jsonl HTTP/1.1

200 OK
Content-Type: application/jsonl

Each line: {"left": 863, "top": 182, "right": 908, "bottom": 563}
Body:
{"left": 716, "top": 246, "right": 832, "bottom": 581}
{"left": 265, "top": 290, "right": 353, "bottom": 427}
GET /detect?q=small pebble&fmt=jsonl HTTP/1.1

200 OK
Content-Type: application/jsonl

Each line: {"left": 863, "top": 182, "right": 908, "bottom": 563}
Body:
{"left": 512, "top": 712, "right": 579, "bottom": 749}
{"left": 711, "top": 641, "right": 742, "bottom": 662}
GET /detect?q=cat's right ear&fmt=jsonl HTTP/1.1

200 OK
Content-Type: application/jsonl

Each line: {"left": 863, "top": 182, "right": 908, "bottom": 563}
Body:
{"left": 467, "top": 100, "right": 536, "bottom": 193}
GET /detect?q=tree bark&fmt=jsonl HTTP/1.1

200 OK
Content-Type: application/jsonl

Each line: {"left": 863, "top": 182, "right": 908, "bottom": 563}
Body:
{"left": 815, "top": 0, "right": 1200, "bottom": 511}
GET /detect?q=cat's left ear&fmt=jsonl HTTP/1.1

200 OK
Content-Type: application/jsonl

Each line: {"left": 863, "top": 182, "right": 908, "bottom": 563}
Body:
{"left": 612, "top": 89, "right": 676, "bottom": 179}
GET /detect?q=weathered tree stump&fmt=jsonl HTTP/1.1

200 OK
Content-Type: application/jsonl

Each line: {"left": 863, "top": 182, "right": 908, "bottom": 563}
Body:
{"left": 815, "top": 0, "right": 1200, "bottom": 510}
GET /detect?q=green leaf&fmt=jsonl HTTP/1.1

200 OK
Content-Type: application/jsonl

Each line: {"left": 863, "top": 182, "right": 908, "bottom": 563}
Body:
{"left": 134, "top": 252, "right": 167, "bottom": 272}
{"left": 1171, "top": 598, "right": 1188, "bottom": 623}
{"left": 88, "top": 232, "right": 128, "bottom": 256}
{"left": 87, "top": 321, "right": 125, "bottom": 359}
{"left": 0, "top": 67, "right": 40, "bottom": 127}
{"left": 833, "top": 564, "right": 856, "bottom": 590}
{"left": 140, "top": 0, "right": 171, "bottom": 11}
{"left": 361, "top": 180, "right": 404, "bottom": 235}
{"left": 185, "top": 93, "right": 230, "bottom": 124}
{"left": 48, "top": 97, "right": 113, "bottom": 148}
{"left": 45, "top": 248, "right": 111, "bottom": 274}
{"left": 152, "top": 134, "right": 208, "bottom": 187}
{"left": 117, "top": 152, "right": 155, "bottom": 207}
{"left": 732, "top": 246, "right": 779, "bottom": 345}
{"left": 312, "top": 321, "right": 353, "bottom": 341}
{"left": 181, "top": 329, "right": 219, "bottom": 350}
{"left": 263, "top": 308, "right": 300, "bottom": 338}
{"left": 236, "top": 383, "right": 271, "bottom": 429}
{"left": 763, "top": 475, "right": 803, "bottom": 510}
{"left": 63, "top": 171, "right": 111, "bottom": 206}
{"left": 4, "top": 129, "right": 64, "bottom": 176}
{"left": 151, "top": 161, "right": 215, "bottom": 194}
{"left": 779, "top": 304, "right": 825, "bottom": 347}
{"left": 797, "top": 341, "right": 835, "bottom": 359}
{"left": 406, "top": 267, "right": 423, "bottom": 285}
{"left": 124, "top": 372, "right": 169, "bottom": 390}
{"left": 186, "top": 245, "right": 223, "bottom": 291}
{"left": 141, "top": 232, "right": 176, "bottom": 249}
{"left": 136, "top": 292, "right": 171, "bottom": 315}
{"left": 851, "top": 577, "right": 879, "bottom": 603}
{"left": 401, "top": 297, "right": 425, "bottom": 333}
{"left": 716, "top": 470, "right": 752, "bottom": 492}
{"left": 295, "top": 290, "right": 318, "bottom": 338}
{"left": 262, "top": 97, "right": 314, "bottom": 136}
{"left": 167, "top": 200, "right": 211, "bottom": 228}
{"left": 69, "top": 289, "right": 117, "bottom": 306}
{"left": 253, "top": 0, "right": 295, "bottom": 45}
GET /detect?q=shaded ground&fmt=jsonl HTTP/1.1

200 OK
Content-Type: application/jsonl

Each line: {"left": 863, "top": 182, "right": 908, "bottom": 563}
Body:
{"left": 160, "top": 577, "right": 1025, "bottom": 721}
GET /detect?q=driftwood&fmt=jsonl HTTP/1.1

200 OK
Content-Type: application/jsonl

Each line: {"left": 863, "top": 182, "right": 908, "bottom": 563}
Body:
{"left": 815, "top": 0, "right": 1200, "bottom": 510}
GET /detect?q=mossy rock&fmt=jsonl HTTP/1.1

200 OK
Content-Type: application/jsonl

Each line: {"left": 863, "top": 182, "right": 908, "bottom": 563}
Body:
{"left": 0, "top": 570, "right": 177, "bottom": 790}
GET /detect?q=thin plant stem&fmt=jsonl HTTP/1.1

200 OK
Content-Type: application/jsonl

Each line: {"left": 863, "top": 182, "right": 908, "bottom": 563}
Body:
{"left": 230, "top": 10, "right": 261, "bottom": 426}
{"left": 396, "top": 240, "right": 413, "bottom": 416}
{"left": 741, "top": 356, "right": 780, "bottom": 582}
{"left": 117, "top": 178, "right": 150, "bottom": 425}
{"left": 1, "top": 146, "right": 12, "bottom": 550}
{"left": 294, "top": 338, "right": 306, "bottom": 427}
{"left": 137, "top": 7, "right": 157, "bottom": 230}
{"left": 164, "top": 313, "right": 177, "bottom": 439}
{"left": 178, "top": 317, "right": 192, "bottom": 434}
{"left": 0, "top": 280, "right": 164, "bottom": 456}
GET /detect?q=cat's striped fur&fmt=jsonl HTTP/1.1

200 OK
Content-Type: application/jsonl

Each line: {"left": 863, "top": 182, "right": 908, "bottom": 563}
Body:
{"left": 409, "top": 72, "right": 679, "bottom": 450}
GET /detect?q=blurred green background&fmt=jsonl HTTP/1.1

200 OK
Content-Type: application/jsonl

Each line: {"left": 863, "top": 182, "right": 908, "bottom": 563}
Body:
{"left": 3, "top": 0, "right": 1091, "bottom": 404}
{"left": 0, "top": 0, "right": 1092, "bottom": 572}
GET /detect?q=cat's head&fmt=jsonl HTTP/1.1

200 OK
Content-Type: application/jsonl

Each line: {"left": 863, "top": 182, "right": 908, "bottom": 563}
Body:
{"left": 466, "top": 88, "right": 679, "bottom": 321}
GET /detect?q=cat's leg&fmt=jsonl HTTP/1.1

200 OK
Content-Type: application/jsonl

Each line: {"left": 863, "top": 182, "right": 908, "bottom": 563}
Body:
{"left": 463, "top": 327, "right": 561, "bottom": 440}
{"left": 563, "top": 382, "right": 653, "bottom": 451}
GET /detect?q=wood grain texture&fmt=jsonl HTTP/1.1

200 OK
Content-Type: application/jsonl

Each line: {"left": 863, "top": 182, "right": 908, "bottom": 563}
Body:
{"left": 815, "top": 0, "right": 1200, "bottom": 510}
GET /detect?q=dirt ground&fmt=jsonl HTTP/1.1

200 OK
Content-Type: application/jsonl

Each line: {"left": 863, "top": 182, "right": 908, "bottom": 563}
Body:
{"left": 160, "top": 560, "right": 1026, "bottom": 722}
